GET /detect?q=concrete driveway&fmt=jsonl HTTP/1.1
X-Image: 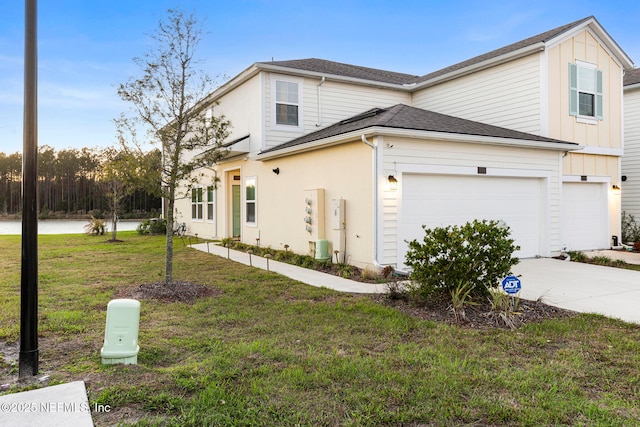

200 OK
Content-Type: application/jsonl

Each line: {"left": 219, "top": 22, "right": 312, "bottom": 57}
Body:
{"left": 512, "top": 253, "right": 640, "bottom": 324}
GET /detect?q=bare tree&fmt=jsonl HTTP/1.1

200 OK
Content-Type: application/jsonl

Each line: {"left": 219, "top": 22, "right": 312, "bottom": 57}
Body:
{"left": 117, "top": 9, "right": 230, "bottom": 286}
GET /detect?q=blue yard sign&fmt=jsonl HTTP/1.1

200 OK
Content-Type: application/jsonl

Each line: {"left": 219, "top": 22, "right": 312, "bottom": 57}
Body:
{"left": 501, "top": 276, "right": 522, "bottom": 295}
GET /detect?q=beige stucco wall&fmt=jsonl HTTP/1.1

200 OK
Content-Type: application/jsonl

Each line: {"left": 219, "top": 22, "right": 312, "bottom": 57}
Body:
{"left": 177, "top": 140, "right": 375, "bottom": 268}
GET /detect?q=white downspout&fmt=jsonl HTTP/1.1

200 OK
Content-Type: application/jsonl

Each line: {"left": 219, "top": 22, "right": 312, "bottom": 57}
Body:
{"left": 361, "top": 134, "right": 386, "bottom": 269}
{"left": 316, "top": 76, "right": 326, "bottom": 127}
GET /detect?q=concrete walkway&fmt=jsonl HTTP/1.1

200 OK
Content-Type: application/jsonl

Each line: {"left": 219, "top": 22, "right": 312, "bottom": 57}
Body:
{"left": 192, "top": 243, "right": 640, "bottom": 324}
{"left": 0, "top": 381, "right": 94, "bottom": 426}
{"left": 191, "top": 242, "right": 388, "bottom": 293}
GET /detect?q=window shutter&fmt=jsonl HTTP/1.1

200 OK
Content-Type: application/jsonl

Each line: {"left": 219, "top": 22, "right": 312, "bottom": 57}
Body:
{"left": 595, "top": 69, "right": 603, "bottom": 120}
{"left": 568, "top": 63, "right": 578, "bottom": 116}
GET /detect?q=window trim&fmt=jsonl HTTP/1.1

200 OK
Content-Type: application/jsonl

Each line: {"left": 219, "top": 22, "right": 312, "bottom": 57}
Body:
{"left": 206, "top": 185, "right": 215, "bottom": 224}
{"left": 270, "top": 75, "right": 304, "bottom": 132}
{"left": 191, "top": 187, "right": 204, "bottom": 221}
{"left": 244, "top": 176, "right": 257, "bottom": 227}
{"left": 569, "top": 61, "right": 603, "bottom": 123}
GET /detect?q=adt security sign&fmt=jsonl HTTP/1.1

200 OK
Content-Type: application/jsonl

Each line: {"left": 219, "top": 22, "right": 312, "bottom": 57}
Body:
{"left": 501, "top": 276, "right": 522, "bottom": 295}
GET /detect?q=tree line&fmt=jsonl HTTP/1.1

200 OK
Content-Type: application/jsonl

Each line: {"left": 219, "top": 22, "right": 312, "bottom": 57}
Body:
{"left": 0, "top": 146, "right": 162, "bottom": 218}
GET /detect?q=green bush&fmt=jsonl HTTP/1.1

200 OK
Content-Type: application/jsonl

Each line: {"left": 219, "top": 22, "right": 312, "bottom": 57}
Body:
{"left": 622, "top": 211, "right": 640, "bottom": 244}
{"left": 137, "top": 218, "right": 167, "bottom": 235}
{"left": 404, "top": 219, "right": 520, "bottom": 299}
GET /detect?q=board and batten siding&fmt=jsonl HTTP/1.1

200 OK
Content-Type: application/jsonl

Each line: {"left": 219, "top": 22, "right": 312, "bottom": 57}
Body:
{"left": 378, "top": 136, "right": 561, "bottom": 266}
{"left": 412, "top": 54, "right": 542, "bottom": 135}
{"left": 622, "top": 87, "right": 640, "bottom": 219}
{"left": 546, "top": 29, "right": 623, "bottom": 149}
{"left": 263, "top": 73, "right": 410, "bottom": 150}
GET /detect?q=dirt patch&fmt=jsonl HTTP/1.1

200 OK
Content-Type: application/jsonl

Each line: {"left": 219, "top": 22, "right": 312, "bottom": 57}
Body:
{"left": 370, "top": 292, "right": 577, "bottom": 329}
{"left": 116, "top": 281, "right": 223, "bottom": 304}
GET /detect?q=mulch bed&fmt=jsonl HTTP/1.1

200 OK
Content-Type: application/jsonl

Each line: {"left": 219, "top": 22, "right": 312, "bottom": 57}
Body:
{"left": 369, "top": 291, "right": 578, "bottom": 329}
{"left": 116, "top": 281, "right": 223, "bottom": 304}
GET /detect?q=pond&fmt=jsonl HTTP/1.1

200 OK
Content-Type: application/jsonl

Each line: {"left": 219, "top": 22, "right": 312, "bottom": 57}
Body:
{"left": 0, "top": 219, "right": 142, "bottom": 235}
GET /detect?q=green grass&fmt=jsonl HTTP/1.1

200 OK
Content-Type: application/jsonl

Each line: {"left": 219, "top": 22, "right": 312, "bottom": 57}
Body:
{"left": 1, "top": 232, "right": 640, "bottom": 426}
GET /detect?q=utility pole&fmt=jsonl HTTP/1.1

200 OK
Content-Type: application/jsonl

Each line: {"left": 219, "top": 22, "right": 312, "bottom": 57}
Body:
{"left": 19, "top": 0, "right": 39, "bottom": 379}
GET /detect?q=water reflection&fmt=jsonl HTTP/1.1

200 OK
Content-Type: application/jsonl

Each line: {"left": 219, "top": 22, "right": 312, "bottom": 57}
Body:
{"left": 0, "top": 220, "right": 142, "bottom": 235}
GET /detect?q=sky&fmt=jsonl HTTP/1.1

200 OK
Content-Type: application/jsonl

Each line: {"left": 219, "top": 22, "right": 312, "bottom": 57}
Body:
{"left": 0, "top": 0, "right": 638, "bottom": 154}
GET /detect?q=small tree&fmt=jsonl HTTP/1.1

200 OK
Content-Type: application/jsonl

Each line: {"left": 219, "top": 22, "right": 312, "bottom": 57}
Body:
{"left": 100, "top": 147, "right": 161, "bottom": 241}
{"left": 117, "top": 9, "right": 231, "bottom": 286}
{"left": 405, "top": 219, "right": 520, "bottom": 300}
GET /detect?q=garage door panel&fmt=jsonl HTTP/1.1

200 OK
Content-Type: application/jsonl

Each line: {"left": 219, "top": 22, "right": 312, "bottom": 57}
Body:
{"left": 561, "top": 183, "right": 608, "bottom": 251}
{"left": 398, "top": 174, "right": 545, "bottom": 269}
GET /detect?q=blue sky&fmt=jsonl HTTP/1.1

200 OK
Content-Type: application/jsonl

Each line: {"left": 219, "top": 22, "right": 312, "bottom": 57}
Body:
{"left": 1, "top": 0, "right": 638, "bottom": 154}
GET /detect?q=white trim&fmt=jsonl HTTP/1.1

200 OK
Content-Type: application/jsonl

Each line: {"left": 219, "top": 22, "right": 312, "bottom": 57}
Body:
{"left": 540, "top": 48, "right": 549, "bottom": 136}
{"left": 244, "top": 176, "right": 258, "bottom": 227}
{"left": 191, "top": 186, "right": 204, "bottom": 222}
{"left": 257, "top": 127, "right": 581, "bottom": 160}
{"left": 375, "top": 136, "right": 385, "bottom": 266}
{"left": 396, "top": 164, "right": 553, "bottom": 179}
{"left": 562, "top": 175, "right": 610, "bottom": 183}
{"left": 206, "top": 184, "right": 216, "bottom": 225}
{"left": 576, "top": 116, "right": 597, "bottom": 125}
{"left": 269, "top": 74, "right": 304, "bottom": 133}
{"left": 577, "top": 146, "right": 623, "bottom": 156}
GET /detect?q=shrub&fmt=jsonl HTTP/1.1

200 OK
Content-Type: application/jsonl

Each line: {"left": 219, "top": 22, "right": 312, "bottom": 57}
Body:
{"left": 567, "top": 251, "right": 587, "bottom": 263}
{"left": 621, "top": 211, "right": 640, "bottom": 244}
{"left": 404, "top": 219, "right": 520, "bottom": 299}
{"left": 137, "top": 218, "right": 167, "bottom": 235}
{"left": 84, "top": 217, "right": 106, "bottom": 235}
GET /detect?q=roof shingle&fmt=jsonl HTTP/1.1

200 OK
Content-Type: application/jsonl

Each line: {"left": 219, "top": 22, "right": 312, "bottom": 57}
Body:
{"left": 260, "top": 104, "right": 573, "bottom": 155}
{"left": 624, "top": 68, "right": 640, "bottom": 86}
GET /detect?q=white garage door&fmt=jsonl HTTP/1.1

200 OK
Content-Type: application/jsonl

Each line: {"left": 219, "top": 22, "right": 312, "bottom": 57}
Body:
{"left": 562, "top": 182, "right": 608, "bottom": 251}
{"left": 398, "top": 174, "right": 545, "bottom": 269}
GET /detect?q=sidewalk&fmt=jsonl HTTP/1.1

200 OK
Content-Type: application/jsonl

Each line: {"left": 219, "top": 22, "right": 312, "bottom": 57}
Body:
{"left": 0, "top": 381, "right": 93, "bottom": 427}
{"left": 190, "top": 242, "right": 387, "bottom": 294}
{"left": 191, "top": 242, "right": 640, "bottom": 324}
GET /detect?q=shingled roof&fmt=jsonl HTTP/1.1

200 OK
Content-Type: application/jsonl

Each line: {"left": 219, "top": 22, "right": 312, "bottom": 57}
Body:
{"left": 624, "top": 68, "right": 640, "bottom": 86}
{"left": 259, "top": 104, "right": 574, "bottom": 155}
{"left": 257, "top": 58, "right": 419, "bottom": 85}
{"left": 415, "top": 16, "right": 595, "bottom": 84}
{"left": 257, "top": 16, "right": 608, "bottom": 88}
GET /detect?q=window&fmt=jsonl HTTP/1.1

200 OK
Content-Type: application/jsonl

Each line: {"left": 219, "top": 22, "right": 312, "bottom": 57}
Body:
{"left": 569, "top": 62, "right": 603, "bottom": 121}
{"left": 245, "top": 177, "right": 257, "bottom": 225}
{"left": 271, "top": 76, "right": 303, "bottom": 131}
{"left": 191, "top": 187, "right": 203, "bottom": 220}
{"left": 206, "top": 186, "right": 214, "bottom": 222}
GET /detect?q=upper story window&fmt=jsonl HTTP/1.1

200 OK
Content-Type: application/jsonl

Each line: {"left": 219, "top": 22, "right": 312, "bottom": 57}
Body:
{"left": 569, "top": 61, "right": 603, "bottom": 122}
{"left": 271, "top": 76, "right": 304, "bottom": 132}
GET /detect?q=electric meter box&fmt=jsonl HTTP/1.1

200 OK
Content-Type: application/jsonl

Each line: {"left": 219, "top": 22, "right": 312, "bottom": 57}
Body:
{"left": 101, "top": 299, "right": 140, "bottom": 365}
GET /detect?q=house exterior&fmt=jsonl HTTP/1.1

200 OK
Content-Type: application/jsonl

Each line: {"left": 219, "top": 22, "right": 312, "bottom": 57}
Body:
{"left": 175, "top": 16, "right": 633, "bottom": 271}
{"left": 622, "top": 68, "right": 640, "bottom": 224}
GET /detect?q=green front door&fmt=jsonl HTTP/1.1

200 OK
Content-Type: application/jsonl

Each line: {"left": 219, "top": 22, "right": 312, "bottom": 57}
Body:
{"left": 232, "top": 185, "right": 241, "bottom": 238}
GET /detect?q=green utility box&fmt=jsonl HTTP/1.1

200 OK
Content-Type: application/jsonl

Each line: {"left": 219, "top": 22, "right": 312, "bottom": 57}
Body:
{"left": 101, "top": 299, "right": 140, "bottom": 365}
{"left": 315, "top": 239, "right": 330, "bottom": 261}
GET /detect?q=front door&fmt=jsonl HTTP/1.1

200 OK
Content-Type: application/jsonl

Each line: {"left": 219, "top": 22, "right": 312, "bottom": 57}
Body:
{"left": 232, "top": 184, "right": 241, "bottom": 238}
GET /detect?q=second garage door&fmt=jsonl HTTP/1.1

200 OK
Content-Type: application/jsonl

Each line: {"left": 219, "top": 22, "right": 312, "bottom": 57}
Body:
{"left": 397, "top": 173, "right": 546, "bottom": 269}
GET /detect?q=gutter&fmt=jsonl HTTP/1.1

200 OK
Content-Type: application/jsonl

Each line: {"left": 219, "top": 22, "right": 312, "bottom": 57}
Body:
{"left": 257, "top": 126, "right": 582, "bottom": 161}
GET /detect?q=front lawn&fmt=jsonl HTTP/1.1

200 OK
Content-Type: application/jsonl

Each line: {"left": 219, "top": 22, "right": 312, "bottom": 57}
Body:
{"left": 1, "top": 233, "right": 639, "bottom": 426}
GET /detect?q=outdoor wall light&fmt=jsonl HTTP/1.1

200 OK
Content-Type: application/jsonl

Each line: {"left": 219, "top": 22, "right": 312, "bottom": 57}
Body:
{"left": 272, "top": 167, "right": 280, "bottom": 175}
{"left": 388, "top": 175, "right": 398, "bottom": 191}
{"left": 612, "top": 184, "right": 621, "bottom": 191}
